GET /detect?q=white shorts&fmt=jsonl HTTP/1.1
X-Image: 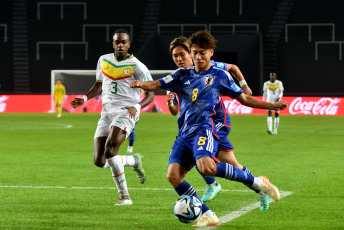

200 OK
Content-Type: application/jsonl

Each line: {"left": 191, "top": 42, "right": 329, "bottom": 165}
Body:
{"left": 94, "top": 104, "right": 140, "bottom": 139}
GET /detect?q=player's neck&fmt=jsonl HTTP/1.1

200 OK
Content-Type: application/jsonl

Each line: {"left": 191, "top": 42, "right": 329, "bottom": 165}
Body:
{"left": 115, "top": 53, "right": 130, "bottom": 61}
{"left": 195, "top": 63, "right": 211, "bottom": 73}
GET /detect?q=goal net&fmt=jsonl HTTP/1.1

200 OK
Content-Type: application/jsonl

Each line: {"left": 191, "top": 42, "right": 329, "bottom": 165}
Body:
{"left": 51, "top": 69, "right": 173, "bottom": 112}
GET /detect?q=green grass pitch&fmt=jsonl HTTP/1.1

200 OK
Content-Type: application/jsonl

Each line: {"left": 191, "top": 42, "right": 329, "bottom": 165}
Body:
{"left": 0, "top": 113, "right": 343, "bottom": 229}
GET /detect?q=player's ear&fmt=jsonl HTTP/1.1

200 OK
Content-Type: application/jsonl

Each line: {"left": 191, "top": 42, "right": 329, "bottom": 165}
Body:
{"left": 210, "top": 49, "right": 214, "bottom": 57}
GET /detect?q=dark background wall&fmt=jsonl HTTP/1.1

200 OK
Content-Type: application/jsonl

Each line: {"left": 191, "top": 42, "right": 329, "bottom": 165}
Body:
{"left": 0, "top": 0, "right": 343, "bottom": 96}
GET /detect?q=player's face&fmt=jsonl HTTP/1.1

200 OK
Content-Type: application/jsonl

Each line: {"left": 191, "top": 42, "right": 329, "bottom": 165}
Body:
{"left": 172, "top": 46, "right": 193, "bottom": 68}
{"left": 270, "top": 73, "right": 277, "bottom": 82}
{"left": 191, "top": 45, "right": 213, "bottom": 72}
{"left": 56, "top": 80, "right": 61, "bottom": 85}
{"left": 113, "top": 33, "right": 131, "bottom": 59}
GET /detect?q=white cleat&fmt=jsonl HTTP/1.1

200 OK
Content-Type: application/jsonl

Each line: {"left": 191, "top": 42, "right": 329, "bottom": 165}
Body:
{"left": 127, "top": 146, "right": 133, "bottom": 153}
{"left": 257, "top": 176, "right": 280, "bottom": 201}
{"left": 115, "top": 196, "right": 133, "bottom": 206}
{"left": 192, "top": 212, "right": 219, "bottom": 227}
{"left": 133, "top": 153, "right": 146, "bottom": 184}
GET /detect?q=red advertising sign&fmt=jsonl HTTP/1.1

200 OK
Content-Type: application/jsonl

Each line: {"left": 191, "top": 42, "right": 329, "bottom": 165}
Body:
{"left": 0, "top": 95, "right": 51, "bottom": 113}
{"left": 1, "top": 95, "right": 343, "bottom": 116}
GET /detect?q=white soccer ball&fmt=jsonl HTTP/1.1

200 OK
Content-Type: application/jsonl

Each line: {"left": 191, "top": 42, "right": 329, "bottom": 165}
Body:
{"left": 174, "top": 195, "right": 202, "bottom": 223}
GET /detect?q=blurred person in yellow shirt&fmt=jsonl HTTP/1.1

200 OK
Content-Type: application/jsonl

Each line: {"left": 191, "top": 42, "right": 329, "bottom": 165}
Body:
{"left": 54, "top": 79, "right": 66, "bottom": 117}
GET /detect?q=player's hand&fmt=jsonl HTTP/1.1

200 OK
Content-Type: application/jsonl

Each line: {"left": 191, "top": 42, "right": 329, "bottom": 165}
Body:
{"left": 121, "top": 106, "right": 137, "bottom": 119}
{"left": 241, "top": 85, "right": 252, "bottom": 96}
{"left": 130, "top": 80, "right": 142, "bottom": 88}
{"left": 71, "top": 98, "right": 84, "bottom": 108}
{"left": 167, "top": 92, "right": 175, "bottom": 104}
{"left": 273, "top": 100, "right": 287, "bottom": 110}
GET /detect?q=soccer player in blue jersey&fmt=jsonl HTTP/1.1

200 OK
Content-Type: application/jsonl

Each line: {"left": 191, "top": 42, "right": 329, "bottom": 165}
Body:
{"left": 130, "top": 30, "right": 287, "bottom": 226}
{"left": 167, "top": 36, "right": 270, "bottom": 210}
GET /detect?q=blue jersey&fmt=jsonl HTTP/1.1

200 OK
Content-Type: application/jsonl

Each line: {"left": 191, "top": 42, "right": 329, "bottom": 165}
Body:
{"left": 171, "top": 61, "right": 232, "bottom": 133}
{"left": 158, "top": 65, "right": 242, "bottom": 136}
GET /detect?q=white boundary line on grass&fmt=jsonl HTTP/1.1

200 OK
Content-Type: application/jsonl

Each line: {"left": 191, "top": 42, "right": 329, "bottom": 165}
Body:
{"left": 0, "top": 184, "right": 293, "bottom": 228}
{"left": 0, "top": 185, "right": 259, "bottom": 192}
{"left": 197, "top": 191, "right": 293, "bottom": 230}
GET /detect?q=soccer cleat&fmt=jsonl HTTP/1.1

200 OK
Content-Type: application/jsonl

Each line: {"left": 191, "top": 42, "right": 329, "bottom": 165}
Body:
{"left": 201, "top": 182, "right": 221, "bottom": 202}
{"left": 273, "top": 130, "right": 278, "bottom": 135}
{"left": 259, "top": 194, "right": 270, "bottom": 211}
{"left": 115, "top": 196, "right": 133, "bottom": 206}
{"left": 257, "top": 176, "right": 280, "bottom": 201}
{"left": 133, "top": 153, "right": 146, "bottom": 184}
{"left": 267, "top": 130, "right": 273, "bottom": 135}
{"left": 192, "top": 213, "right": 219, "bottom": 227}
{"left": 57, "top": 114, "right": 61, "bottom": 118}
{"left": 127, "top": 146, "right": 133, "bottom": 153}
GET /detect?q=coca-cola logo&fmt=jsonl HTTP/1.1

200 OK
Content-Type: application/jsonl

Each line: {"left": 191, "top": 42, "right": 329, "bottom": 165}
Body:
{"left": 223, "top": 99, "right": 253, "bottom": 114}
{"left": 289, "top": 97, "right": 341, "bottom": 115}
{"left": 0, "top": 95, "right": 9, "bottom": 112}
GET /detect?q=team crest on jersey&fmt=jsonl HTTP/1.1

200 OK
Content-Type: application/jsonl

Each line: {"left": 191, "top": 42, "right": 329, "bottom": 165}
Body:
{"left": 204, "top": 76, "right": 215, "bottom": 86}
{"left": 123, "top": 68, "right": 130, "bottom": 75}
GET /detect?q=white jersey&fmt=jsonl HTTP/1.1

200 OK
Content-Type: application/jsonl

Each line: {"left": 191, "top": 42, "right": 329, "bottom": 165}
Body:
{"left": 263, "top": 80, "right": 284, "bottom": 103}
{"left": 96, "top": 53, "right": 152, "bottom": 107}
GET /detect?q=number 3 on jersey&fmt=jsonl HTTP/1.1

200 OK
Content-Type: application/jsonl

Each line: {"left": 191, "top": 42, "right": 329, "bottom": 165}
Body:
{"left": 192, "top": 88, "right": 198, "bottom": 101}
{"left": 111, "top": 81, "right": 117, "bottom": 94}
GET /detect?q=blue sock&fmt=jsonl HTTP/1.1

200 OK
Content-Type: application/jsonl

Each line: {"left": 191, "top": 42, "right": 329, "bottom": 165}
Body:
{"left": 196, "top": 166, "right": 216, "bottom": 185}
{"left": 128, "top": 128, "right": 135, "bottom": 147}
{"left": 216, "top": 162, "right": 254, "bottom": 185}
{"left": 174, "top": 181, "right": 210, "bottom": 213}
{"left": 242, "top": 166, "right": 260, "bottom": 194}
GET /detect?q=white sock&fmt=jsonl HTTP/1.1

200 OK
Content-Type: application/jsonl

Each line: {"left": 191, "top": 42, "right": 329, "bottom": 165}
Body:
{"left": 251, "top": 177, "right": 261, "bottom": 189}
{"left": 203, "top": 210, "right": 215, "bottom": 216}
{"left": 267, "top": 116, "right": 273, "bottom": 132}
{"left": 121, "top": 155, "right": 136, "bottom": 167}
{"left": 274, "top": 117, "right": 279, "bottom": 132}
{"left": 107, "top": 155, "right": 129, "bottom": 197}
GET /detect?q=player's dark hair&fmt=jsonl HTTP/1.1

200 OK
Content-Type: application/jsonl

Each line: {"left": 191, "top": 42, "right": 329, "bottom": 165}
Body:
{"left": 113, "top": 29, "right": 130, "bottom": 41}
{"left": 188, "top": 30, "right": 217, "bottom": 49}
{"left": 169, "top": 36, "right": 191, "bottom": 55}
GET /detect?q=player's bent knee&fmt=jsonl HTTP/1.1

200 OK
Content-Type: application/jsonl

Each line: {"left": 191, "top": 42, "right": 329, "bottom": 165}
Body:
{"left": 197, "top": 165, "right": 217, "bottom": 176}
{"left": 166, "top": 172, "right": 183, "bottom": 187}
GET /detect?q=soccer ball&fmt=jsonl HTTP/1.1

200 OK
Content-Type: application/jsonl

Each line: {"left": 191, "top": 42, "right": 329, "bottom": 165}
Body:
{"left": 174, "top": 195, "right": 202, "bottom": 223}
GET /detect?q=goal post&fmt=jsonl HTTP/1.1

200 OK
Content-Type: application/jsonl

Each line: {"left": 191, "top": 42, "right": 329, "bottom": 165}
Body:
{"left": 50, "top": 69, "right": 173, "bottom": 113}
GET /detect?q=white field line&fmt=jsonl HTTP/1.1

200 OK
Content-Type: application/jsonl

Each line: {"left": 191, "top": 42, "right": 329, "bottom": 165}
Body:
{"left": 197, "top": 191, "right": 293, "bottom": 230}
{"left": 1, "top": 184, "right": 293, "bottom": 228}
{"left": 3, "top": 123, "right": 73, "bottom": 130}
{"left": 0, "top": 185, "right": 257, "bottom": 192}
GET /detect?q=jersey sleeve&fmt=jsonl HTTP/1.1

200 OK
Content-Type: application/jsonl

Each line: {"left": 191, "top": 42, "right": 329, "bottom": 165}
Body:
{"left": 158, "top": 69, "right": 181, "bottom": 93}
{"left": 135, "top": 62, "right": 153, "bottom": 82}
{"left": 96, "top": 56, "right": 103, "bottom": 82}
{"left": 279, "top": 81, "right": 284, "bottom": 91}
{"left": 263, "top": 82, "right": 267, "bottom": 92}
{"left": 219, "top": 71, "right": 243, "bottom": 99}
{"left": 212, "top": 61, "right": 227, "bottom": 71}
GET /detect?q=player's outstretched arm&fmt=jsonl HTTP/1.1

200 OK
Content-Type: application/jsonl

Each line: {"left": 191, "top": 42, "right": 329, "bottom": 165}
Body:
{"left": 130, "top": 80, "right": 162, "bottom": 91}
{"left": 71, "top": 81, "right": 102, "bottom": 108}
{"left": 227, "top": 64, "right": 252, "bottom": 96}
{"left": 235, "top": 93, "right": 287, "bottom": 111}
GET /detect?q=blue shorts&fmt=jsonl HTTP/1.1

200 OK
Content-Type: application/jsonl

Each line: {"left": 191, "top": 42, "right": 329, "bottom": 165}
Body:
{"left": 169, "top": 128, "right": 219, "bottom": 171}
{"left": 217, "top": 128, "right": 235, "bottom": 154}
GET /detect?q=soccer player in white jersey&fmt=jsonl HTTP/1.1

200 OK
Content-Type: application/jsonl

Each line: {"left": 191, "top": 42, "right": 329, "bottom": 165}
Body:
{"left": 263, "top": 73, "right": 284, "bottom": 135}
{"left": 71, "top": 29, "right": 154, "bottom": 205}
